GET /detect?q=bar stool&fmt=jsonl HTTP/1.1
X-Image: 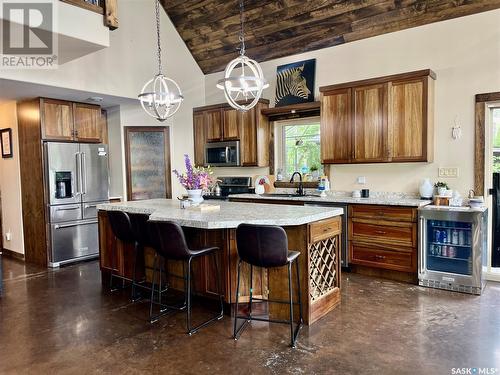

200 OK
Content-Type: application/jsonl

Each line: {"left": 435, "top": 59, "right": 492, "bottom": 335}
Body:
{"left": 234, "top": 224, "right": 304, "bottom": 348}
{"left": 149, "top": 221, "right": 224, "bottom": 334}
{"left": 107, "top": 211, "right": 150, "bottom": 301}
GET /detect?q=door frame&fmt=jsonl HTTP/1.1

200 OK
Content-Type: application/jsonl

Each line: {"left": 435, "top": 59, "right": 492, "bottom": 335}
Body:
{"left": 124, "top": 126, "right": 172, "bottom": 201}
{"left": 475, "top": 91, "right": 500, "bottom": 281}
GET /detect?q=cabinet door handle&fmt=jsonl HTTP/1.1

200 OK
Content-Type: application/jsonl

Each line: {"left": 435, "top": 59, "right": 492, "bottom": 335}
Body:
{"left": 374, "top": 255, "right": 386, "bottom": 260}
{"left": 375, "top": 230, "right": 387, "bottom": 235}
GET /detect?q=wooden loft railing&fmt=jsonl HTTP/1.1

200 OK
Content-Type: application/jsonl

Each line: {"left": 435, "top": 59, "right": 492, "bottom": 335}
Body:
{"left": 60, "top": 0, "right": 118, "bottom": 30}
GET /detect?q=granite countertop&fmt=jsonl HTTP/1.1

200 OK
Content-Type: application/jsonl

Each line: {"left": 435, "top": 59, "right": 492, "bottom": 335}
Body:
{"left": 228, "top": 193, "right": 431, "bottom": 207}
{"left": 97, "top": 199, "right": 343, "bottom": 229}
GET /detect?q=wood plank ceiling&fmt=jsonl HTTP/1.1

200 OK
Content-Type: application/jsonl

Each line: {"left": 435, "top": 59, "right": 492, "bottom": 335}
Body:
{"left": 161, "top": 0, "right": 500, "bottom": 74}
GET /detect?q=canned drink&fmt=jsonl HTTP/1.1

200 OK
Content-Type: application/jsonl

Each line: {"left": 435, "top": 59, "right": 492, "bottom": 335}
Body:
{"left": 441, "top": 230, "right": 447, "bottom": 244}
{"left": 435, "top": 245, "right": 441, "bottom": 256}
{"left": 458, "top": 230, "right": 465, "bottom": 246}
{"left": 441, "top": 246, "right": 448, "bottom": 257}
{"left": 434, "top": 229, "right": 441, "bottom": 243}
{"left": 448, "top": 247, "right": 456, "bottom": 258}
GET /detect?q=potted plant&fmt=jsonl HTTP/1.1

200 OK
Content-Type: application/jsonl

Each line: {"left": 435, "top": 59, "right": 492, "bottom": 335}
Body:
{"left": 434, "top": 181, "right": 449, "bottom": 196}
{"left": 173, "top": 154, "right": 216, "bottom": 204}
{"left": 310, "top": 164, "right": 320, "bottom": 181}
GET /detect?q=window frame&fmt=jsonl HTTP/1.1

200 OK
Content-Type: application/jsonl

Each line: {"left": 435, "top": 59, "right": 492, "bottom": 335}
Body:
{"left": 275, "top": 116, "right": 321, "bottom": 178}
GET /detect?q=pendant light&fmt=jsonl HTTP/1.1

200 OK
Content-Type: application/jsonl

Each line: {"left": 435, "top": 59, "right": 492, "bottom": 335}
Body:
{"left": 138, "top": 0, "right": 183, "bottom": 121}
{"left": 216, "top": 0, "right": 269, "bottom": 111}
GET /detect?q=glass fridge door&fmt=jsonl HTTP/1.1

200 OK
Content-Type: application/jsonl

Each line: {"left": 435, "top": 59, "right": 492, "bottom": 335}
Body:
{"left": 426, "top": 219, "right": 473, "bottom": 275}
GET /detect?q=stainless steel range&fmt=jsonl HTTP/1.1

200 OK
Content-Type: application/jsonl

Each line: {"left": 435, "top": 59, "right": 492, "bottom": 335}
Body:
{"left": 45, "top": 142, "right": 109, "bottom": 267}
{"left": 204, "top": 176, "right": 253, "bottom": 200}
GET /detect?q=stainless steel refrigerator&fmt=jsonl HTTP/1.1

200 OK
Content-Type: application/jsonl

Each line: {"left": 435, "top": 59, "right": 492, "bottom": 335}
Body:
{"left": 45, "top": 142, "right": 109, "bottom": 267}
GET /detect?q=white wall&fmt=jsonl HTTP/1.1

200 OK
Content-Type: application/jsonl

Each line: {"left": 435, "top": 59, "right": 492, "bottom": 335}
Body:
{"left": 205, "top": 9, "right": 500, "bottom": 196}
{"left": 0, "top": 0, "right": 205, "bottom": 253}
{"left": 0, "top": 102, "right": 24, "bottom": 254}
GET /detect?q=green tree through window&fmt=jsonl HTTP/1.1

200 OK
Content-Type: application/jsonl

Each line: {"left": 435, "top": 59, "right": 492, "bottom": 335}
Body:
{"left": 283, "top": 123, "right": 322, "bottom": 177}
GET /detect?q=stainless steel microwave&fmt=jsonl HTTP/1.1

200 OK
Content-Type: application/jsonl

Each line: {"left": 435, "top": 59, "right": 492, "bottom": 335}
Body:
{"left": 205, "top": 141, "right": 240, "bottom": 167}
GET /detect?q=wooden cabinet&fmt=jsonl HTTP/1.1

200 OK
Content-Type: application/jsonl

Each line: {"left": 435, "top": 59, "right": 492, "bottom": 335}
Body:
{"left": 40, "top": 98, "right": 74, "bottom": 141}
{"left": 348, "top": 204, "right": 418, "bottom": 274}
{"left": 39, "top": 98, "right": 104, "bottom": 143}
{"left": 352, "top": 83, "right": 388, "bottom": 162}
{"left": 74, "top": 103, "right": 102, "bottom": 142}
{"left": 222, "top": 108, "right": 239, "bottom": 140}
{"left": 320, "top": 88, "right": 351, "bottom": 163}
{"left": 192, "top": 99, "right": 270, "bottom": 167}
{"left": 389, "top": 76, "right": 433, "bottom": 162}
{"left": 320, "top": 69, "right": 435, "bottom": 164}
{"left": 193, "top": 112, "right": 206, "bottom": 166}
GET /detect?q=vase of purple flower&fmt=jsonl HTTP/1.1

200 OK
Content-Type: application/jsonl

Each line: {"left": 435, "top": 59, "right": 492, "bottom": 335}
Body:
{"left": 173, "top": 154, "right": 216, "bottom": 205}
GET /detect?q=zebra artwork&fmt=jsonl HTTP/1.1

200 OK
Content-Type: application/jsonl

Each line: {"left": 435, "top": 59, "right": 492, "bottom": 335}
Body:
{"left": 275, "top": 59, "right": 315, "bottom": 107}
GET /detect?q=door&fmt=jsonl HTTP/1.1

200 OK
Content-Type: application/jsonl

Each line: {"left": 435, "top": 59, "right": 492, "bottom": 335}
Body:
{"left": 320, "top": 88, "right": 352, "bottom": 163}
{"left": 46, "top": 142, "right": 80, "bottom": 205}
{"left": 223, "top": 108, "right": 239, "bottom": 140}
{"left": 352, "top": 83, "right": 388, "bottom": 162}
{"left": 74, "top": 103, "right": 102, "bottom": 143}
{"left": 390, "top": 78, "right": 427, "bottom": 161}
{"left": 124, "top": 127, "right": 172, "bottom": 200}
{"left": 193, "top": 112, "right": 206, "bottom": 166}
{"left": 41, "top": 99, "right": 74, "bottom": 141}
{"left": 206, "top": 109, "right": 223, "bottom": 142}
{"left": 79, "top": 144, "right": 109, "bottom": 203}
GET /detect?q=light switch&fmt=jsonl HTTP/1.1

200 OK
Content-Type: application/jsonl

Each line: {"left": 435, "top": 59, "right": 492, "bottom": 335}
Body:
{"left": 438, "top": 167, "right": 459, "bottom": 178}
{"left": 357, "top": 176, "right": 366, "bottom": 184}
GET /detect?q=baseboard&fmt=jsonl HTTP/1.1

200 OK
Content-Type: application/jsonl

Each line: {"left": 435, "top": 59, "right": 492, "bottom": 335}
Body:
{"left": 1, "top": 248, "right": 25, "bottom": 261}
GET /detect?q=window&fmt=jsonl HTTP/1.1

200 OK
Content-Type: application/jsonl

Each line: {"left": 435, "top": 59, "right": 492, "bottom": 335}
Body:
{"left": 278, "top": 118, "right": 322, "bottom": 178}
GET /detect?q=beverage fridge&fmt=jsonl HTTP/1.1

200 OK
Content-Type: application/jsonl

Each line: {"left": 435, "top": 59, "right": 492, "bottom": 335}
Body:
{"left": 45, "top": 142, "right": 109, "bottom": 267}
{"left": 418, "top": 206, "right": 487, "bottom": 295}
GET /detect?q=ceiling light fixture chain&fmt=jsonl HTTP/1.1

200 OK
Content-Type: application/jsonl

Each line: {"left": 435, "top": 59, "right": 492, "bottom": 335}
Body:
{"left": 138, "top": 0, "right": 184, "bottom": 121}
{"left": 216, "top": 0, "right": 269, "bottom": 111}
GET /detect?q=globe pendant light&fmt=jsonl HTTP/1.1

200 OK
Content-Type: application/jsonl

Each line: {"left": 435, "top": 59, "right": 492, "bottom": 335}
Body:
{"left": 138, "top": 0, "right": 183, "bottom": 121}
{"left": 216, "top": 0, "right": 269, "bottom": 111}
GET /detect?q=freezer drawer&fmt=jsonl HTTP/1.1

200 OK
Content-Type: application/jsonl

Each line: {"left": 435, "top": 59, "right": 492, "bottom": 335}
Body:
{"left": 83, "top": 201, "right": 108, "bottom": 219}
{"left": 50, "top": 204, "right": 82, "bottom": 223}
{"left": 50, "top": 219, "right": 98, "bottom": 264}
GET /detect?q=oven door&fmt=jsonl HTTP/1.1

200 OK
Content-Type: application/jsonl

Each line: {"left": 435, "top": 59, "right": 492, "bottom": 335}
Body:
{"left": 205, "top": 141, "right": 240, "bottom": 166}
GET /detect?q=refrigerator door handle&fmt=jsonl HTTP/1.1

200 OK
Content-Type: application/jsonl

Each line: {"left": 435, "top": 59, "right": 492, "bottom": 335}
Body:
{"left": 419, "top": 216, "right": 426, "bottom": 274}
{"left": 82, "top": 152, "right": 87, "bottom": 195}
{"left": 54, "top": 220, "right": 98, "bottom": 230}
{"left": 75, "top": 152, "right": 81, "bottom": 196}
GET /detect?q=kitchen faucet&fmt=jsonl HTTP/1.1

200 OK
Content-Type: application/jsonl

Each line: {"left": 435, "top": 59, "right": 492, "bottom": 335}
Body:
{"left": 290, "top": 172, "right": 304, "bottom": 196}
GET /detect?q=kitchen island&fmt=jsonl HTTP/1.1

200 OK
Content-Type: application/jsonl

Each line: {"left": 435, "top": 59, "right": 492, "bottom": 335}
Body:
{"left": 98, "top": 199, "right": 343, "bottom": 324}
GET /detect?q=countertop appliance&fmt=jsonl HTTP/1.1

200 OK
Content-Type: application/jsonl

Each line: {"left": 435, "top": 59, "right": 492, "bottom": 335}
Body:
{"left": 204, "top": 176, "right": 253, "bottom": 200}
{"left": 304, "top": 202, "right": 349, "bottom": 269}
{"left": 418, "top": 205, "right": 487, "bottom": 295}
{"left": 205, "top": 141, "right": 240, "bottom": 167}
{"left": 45, "top": 142, "right": 109, "bottom": 267}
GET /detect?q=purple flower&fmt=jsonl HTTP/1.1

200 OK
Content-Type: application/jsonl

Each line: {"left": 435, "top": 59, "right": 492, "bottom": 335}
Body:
{"left": 173, "top": 154, "right": 215, "bottom": 191}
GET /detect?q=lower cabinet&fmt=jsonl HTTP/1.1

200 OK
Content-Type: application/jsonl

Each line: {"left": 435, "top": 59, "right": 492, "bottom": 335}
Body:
{"left": 348, "top": 204, "right": 418, "bottom": 274}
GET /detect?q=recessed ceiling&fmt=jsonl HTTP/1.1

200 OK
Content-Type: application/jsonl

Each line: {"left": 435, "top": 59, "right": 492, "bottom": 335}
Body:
{"left": 162, "top": 0, "right": 500, "bottom": 74}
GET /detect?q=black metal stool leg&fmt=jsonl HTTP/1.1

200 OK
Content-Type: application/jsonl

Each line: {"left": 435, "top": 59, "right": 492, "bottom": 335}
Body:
{"left": 295, "top": 259, "right": 304, "bottom": 325}
{"left": 288, "top": 262, "right": 295, "bottom": 348}
{"left": 149, "top": 254, "right": 159, "bottom": 323}
{"left": 214, "top": 251, "right": 225, "bottom": 319}
{"left": 248, "top": 265, "right": 253, "bottom": 318}
{"left": 186, "top": 258, "right": 193, "bottom": 334}
{"left": 131, "top": 241, "right": 141, "bottom": 302}
{"left": 233, "top": 259, "right": 241, "bottom": 339}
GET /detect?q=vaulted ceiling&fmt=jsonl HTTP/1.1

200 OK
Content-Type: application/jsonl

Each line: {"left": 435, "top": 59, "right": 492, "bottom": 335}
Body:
{"left": 161, "top": 0, "right": 500, "bottom": 74}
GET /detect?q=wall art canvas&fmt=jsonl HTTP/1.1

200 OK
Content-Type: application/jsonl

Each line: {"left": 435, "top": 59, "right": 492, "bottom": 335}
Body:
{"left": 275, "top": 59, "right": 316, "bottom": 107}
{"left": 1, "top": 128, "right": 13, "bottom": 158}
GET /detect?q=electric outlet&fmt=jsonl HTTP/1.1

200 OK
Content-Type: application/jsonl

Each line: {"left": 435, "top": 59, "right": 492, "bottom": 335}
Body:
{"left": 5, "top": 231, "right": 12, "bottom": 241}
{"left": 357, "top": 176, "right": 366, "bottom": 184}
{"left": 438, "top": 167, "right": 459, "bottom": 178}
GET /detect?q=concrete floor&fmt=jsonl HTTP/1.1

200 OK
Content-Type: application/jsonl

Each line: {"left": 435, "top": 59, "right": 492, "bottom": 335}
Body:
{"left": 1, "top": 257, "right": 499, "bottom": 375}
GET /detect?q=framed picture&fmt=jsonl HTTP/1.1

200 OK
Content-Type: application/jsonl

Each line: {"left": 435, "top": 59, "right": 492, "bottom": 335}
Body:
{"left": 275, "top": 59, "right": 316, "bottom": 107}
{"left": 124, "top": 126, "right": 172, "bottom": 201}
{"left": 0, "top": 128, "right": 13, "bottom": 158}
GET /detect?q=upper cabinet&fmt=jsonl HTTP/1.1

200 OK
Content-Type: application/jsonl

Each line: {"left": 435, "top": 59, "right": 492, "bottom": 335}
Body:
{"left": 320, "top": 69, "right": 435, "bottom": 164}
{"left": 39, "top": 98, "right": 105, "bottom": 143}
{"left": 192, "top": 99, "right": 270, "bottom": 167}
